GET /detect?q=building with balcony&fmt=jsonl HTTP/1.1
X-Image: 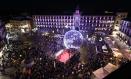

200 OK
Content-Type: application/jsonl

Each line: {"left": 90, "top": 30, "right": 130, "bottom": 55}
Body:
{"left": 4, "top": 20, "right": 32, "bottom": 44}
{"left": 32, "top": 9, "right": 115, "bottom": 37}
{"left": 112, "top": 12, "right": 128, "bottom": 36}
{"left": 5, "top": 20, "right": 32, "bottom": 33}
{"left": 118, "top": 19, "right": 131, "bottom": 46}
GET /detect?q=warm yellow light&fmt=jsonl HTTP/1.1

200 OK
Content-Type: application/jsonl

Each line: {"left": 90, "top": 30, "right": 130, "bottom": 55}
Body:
{"left": 113, "top": 51, "right": 122, "bottom": 58}
{"left": 5, "top": 24, "right": 12, "bottom": 28}
{"left": 0, "top": 51, "right": 3, "bottom": 58}
{"left": 42, "top": 32, "right": 49, "bottom": 36}
{"left": 114, "top": 26, "right": 119, "bottom": 30}
{"left": 20, "top": 24, "right": 29, "bottom": 28}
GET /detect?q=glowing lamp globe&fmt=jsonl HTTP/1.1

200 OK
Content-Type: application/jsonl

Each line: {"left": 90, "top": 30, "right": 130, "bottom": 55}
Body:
{"left": 63, "top": 30, "right": 83, "bottom": 49}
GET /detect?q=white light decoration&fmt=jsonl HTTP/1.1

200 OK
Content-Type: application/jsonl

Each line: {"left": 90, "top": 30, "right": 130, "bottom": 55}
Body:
{"left": 55, "top": 49, "right": 64, "bottom": 58}
{"left": 63, "top": 30, "right": 83, "bottom": 49}
{"left": 65, "top": 24, "right": 68, "bottom": 28}
{"left": 114, "top": 26, "right": 120, "bottom": 30}
{"left": 5, "top": 24, "right": 12, "bottom": 28}
{"left": 0, "top": 50, "right": 3, "bottom": 58}
{"left": 102, "top": 45, "right": 107, "bottom": 50}
{"left": 99, "top": 38, "right": 103, "bottom": 41}
{"left": 21, "top": 29, "right": 25, "bottom": 33}
{"left": 86, "top": 35, "right": 88, "bottom": 39}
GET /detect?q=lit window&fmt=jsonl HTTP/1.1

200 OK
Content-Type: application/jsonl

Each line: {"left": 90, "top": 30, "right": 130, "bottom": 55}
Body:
{"left": 96, "top": 17, "right": 98, "bottom": 20}
{"left": 100, "top": 17, "right": 102, "bottom": 20}
{"left": 93, "top": 17, "right": 94, "bottom": 19}
{"left": 85, "top": 17, "right": 87, "bottom": 19}
{"left": 104, "top": 17, "right": 105, "bottom": 19}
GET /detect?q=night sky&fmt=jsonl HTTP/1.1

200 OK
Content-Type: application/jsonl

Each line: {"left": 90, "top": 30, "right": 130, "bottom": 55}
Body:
{"left": 0, "top": 0, "right": 130, "bottom": 16}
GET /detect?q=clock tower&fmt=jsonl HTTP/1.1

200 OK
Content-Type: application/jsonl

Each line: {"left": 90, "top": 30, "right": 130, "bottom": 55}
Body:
{"left": 73, "top": 8, "right": 81, "bottom": 31}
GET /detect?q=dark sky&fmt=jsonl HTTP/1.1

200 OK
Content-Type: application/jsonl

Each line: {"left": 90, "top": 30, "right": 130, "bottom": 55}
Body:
{"left": 0, "top": 0, "right": 130, "bottom": 16}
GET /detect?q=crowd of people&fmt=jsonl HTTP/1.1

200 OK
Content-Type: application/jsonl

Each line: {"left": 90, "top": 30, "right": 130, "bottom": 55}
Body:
{"left": 0, "top": 32, "right": 130, "bottom": 79}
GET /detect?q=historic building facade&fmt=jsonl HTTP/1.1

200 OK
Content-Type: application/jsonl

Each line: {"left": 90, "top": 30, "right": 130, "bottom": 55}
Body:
{"left": 118, "top": 19, "right": 131, "bottom": 46}
{"left": 32, "top": 9, "right": 115, "bottom": 37}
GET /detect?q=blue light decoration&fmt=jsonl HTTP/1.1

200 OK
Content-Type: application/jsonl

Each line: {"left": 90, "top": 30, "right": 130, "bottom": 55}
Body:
{"left": 63, "top": 30, "right": 83, "bottom": 49}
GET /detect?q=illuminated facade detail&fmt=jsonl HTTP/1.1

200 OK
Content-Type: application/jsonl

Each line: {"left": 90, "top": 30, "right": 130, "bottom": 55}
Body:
{"left": 5, "top": 20, "right": 32, "bottom": 33}
{"left": 63, "top": 30, "right": 83, "bottom": 49}
{"left": 33, "top": 10, "right": 115, "bottom": 37}
{"left": 118, "top": 20, "right": 131, "bottom": 46}
{"left": 73, "top": 9, "right": 81, "bottom": 30}
{"left": 4, "top": 20, "right": 32, "bottom": 44}
{"left": 112, "top": 12, "right": 128, "bottom": 35}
